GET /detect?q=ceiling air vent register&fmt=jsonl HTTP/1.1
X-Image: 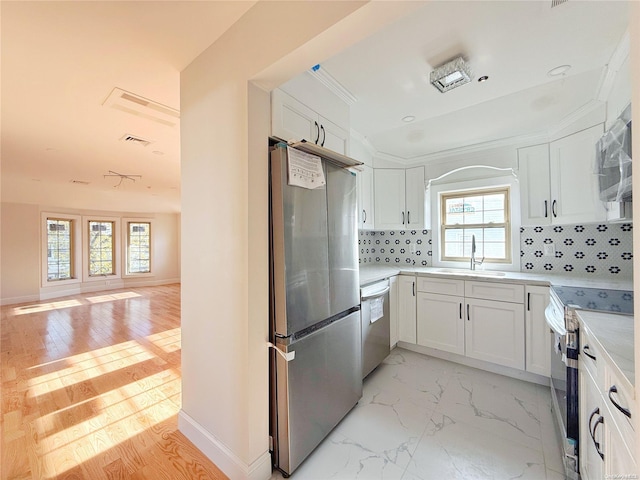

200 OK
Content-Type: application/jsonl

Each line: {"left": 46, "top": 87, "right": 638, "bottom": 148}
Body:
{"left": 120, "top": 134, "right": 151, "bottom": 147}
{"left": 430, "top": 57, "right": 472, "bottom": 93}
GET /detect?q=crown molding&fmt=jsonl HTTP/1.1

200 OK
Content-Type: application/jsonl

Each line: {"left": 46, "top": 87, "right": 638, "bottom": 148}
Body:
{"left": 597, "top": 29, "right": 630, "bottom": 102}
{"left": 309, "top": 65, "right": 358, "bottom": 106}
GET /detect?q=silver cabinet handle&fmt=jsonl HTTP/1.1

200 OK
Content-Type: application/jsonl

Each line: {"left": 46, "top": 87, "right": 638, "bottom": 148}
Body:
{"left": 363, "top": 210, "right": 366, "bottom": 223}
{"left": 544, "top": 200, "right": 548, "bottom": 218}
{"left": 402, "top": 212, "right": 405, "bottom": 225}
{"left": 407, "top": 211, "right": 410, "bottom": 224}
{"left": 609, "top": 385, "right": 631, "bottom": 418}
{"left": 552, "top": 200, "right": 558, "bottom": 218}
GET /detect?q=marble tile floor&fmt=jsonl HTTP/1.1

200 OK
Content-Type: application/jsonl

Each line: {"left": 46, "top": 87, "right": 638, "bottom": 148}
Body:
{"left": 271, "top": 347, "right": 564, "bottom": 480}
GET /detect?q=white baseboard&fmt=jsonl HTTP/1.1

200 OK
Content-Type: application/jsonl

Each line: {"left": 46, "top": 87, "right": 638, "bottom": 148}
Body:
{"left": 0, "top": 293, "right": 41, "bottom": 306}
{"left": 178, "top": 410, "right": 272, "bottom": 480}
{"left": 397, "top": 342, "right": 549, "bottom": 386}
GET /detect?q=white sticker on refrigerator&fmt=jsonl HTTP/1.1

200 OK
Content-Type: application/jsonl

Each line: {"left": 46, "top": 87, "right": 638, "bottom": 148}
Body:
{"left": 287, "top": 146, "right": 326, "bottom": 189}
{"left": 370, "top": 297, "right": 384, "bottom": 324}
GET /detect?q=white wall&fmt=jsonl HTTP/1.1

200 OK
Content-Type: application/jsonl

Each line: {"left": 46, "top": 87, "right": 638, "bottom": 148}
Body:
{"left": 0, "top": 202, "right": 180, "bottom": 305}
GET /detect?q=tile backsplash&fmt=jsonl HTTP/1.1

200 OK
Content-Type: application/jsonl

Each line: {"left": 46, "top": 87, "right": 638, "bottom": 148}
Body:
{"left": 359, "top": 222, "right": 633, "bottom": 280}
{"left": 520, "top": 222, "right": 633, "bottom": 279}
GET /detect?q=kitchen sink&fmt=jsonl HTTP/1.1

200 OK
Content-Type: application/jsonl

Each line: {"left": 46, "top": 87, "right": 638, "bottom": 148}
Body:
{"left": 433, "top": 268, "right": 506, "bottom": 277}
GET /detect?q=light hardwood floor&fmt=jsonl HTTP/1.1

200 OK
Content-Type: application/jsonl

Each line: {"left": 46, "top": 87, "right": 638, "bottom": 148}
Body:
{"left": 1, "top": 284, "right": 228, "bottom": 480}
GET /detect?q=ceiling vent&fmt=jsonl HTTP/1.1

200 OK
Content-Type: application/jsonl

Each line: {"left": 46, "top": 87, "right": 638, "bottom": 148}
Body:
{"left": 430, "top": 57, "right": 472, "bottom": 93}
{"left": 103, "top": 87, "right": 180, "bottom": 127}
{"left": 551, "top": 0, "right": 568, "bottom": 7}
{"left": 120, "top": 134, "right": 151, "bottom": 147}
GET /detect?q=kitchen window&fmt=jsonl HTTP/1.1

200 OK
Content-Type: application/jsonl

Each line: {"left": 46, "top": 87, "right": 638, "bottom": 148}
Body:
{"left": 126, "top": 221, "right": 151, "bottom": 274}
{"left": 440, "top": 187, "right": 511, "bottom": 263}
{"left": 88, "top": 220, "right": 115, "bottom": 276}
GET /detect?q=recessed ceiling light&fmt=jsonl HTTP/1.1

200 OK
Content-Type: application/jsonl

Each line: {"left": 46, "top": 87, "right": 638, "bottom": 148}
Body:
{"left": 547, "top": 65, "right": 571, "bottom": 77}
{"left": 478, "top": 75, "right": 489, "bottom": 83}
{"left": 402, "top": 116, "right": 415, "bottom": 123}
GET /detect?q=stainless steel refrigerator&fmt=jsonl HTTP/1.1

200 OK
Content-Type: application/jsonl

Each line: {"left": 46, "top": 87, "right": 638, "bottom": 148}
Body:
{"left": 269, "top": 141, "right": 362, "bottom": 476}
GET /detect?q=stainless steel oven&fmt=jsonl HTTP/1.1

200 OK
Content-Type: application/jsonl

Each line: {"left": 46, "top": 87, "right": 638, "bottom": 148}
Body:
{"left": 545, "top": 285, "right": 634, "bottom": 480}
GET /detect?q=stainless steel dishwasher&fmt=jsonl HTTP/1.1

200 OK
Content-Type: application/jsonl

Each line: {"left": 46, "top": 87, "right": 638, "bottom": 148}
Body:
{"left": 360, "top": 279, "right": 391, "bottom": 379}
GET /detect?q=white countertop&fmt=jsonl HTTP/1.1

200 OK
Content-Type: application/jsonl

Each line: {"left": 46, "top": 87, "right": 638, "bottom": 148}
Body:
{"left": 577, "top": 310, "right": 635, "bottom": 388}
{"left": 359, "top": 264, "right": 633, "bottom": 291}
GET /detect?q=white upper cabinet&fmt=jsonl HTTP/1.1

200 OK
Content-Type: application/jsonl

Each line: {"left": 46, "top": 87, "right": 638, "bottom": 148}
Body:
{"left": 374, "top": 166, "right": 425, "bottom": 230}
{"left": 271, "top": 74, "right": 350, "bottom": 156}
{"left": 357, "top": 165, "right": 375, "bottom": 230}
{"left": 519, "top": 125, "right": 607, "bottom": 226}
{"left": 518, "top": 144, "right": 552, "bottom": 225}
{"left": 549, "top": 125, "right": 607, "bottom": 224}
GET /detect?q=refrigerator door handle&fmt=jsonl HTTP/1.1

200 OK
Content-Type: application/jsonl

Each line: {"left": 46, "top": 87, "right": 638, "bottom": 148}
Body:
{"left": 268, "top": 342, "right": 296, "bottom": 362}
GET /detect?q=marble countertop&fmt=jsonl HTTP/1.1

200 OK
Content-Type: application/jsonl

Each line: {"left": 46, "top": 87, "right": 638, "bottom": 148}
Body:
{"left": 577, "top": 310, "right": 635, "bottom": 389}
{"left": 359, "top": 264, "right": 633, "bottom": 291}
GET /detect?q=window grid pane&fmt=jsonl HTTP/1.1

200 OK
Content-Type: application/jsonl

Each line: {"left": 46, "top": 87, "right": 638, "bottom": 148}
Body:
{"left": 441, "top": 187, "right": 510, "bottom": 263}
{"left": 89, "top": 221, "right": 114, "bottom": 276}
{"left": 128, "top": 222, "right": 151, "bottom": 274}
{"left": 47, "top": 219, "right": 73, "bottom": 281}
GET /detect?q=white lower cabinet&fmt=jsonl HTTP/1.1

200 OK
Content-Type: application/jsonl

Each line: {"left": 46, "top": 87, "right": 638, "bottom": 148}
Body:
{"left": 398, "top": 275, "right": 416, "bottom": 344}
{"left": 605, "top": 401, "right": 637, "bottom": 478}
{"left": 525, "top": 285, "right": 551, "bottom": 376}
{"left": 412, "top": 277, "right": 528, "bottom": 371}
{"left": 465, "top": 298, "right": 525, "bottom": 370}
{"left": 416, "top": 292, "right": 465, "bottom": 355}
{"left": 580, "top": 367, "right": 605, "bottom": 480}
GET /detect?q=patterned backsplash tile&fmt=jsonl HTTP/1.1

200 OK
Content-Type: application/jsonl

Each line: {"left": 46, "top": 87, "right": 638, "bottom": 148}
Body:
{"left": 359, "top": 229, "right": 432, "bottom": 267}
{"left": 359, "top": 222, "right": 633, "bottom": 280}
{"left": 520, "top": 222, "right": 633, "bottom": 279}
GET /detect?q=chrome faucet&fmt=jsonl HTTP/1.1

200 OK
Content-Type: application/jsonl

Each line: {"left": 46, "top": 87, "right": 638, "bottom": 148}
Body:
{"left": 470, "top": 234, "right": 484, "bottom": 270}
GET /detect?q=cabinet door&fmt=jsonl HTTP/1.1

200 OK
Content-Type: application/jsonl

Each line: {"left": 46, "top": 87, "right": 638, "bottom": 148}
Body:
{"left": 374, "top": 169, "right": 406, "bottom": 230}
{"left": 271, "top": 89, "right": 319, "bottom": 144}
{"left": 518, "top": 144, "right": 551, "bottom": 226}
{"left": 405, "top": 166, "right": 425, "bottom": 229}
{"left": 417, "top": 292, "right": 464, "bottom": 355}
{"left": 525, "top": 285, "right": 551, "bottom": 377}
{"left": 549, "top": 125, "right": 607, "bottom": 224}
{"left": 398, "top": 275, "right": 416, "bottom": 344}
{"left": 358, "top": 165, "right": 375, "bottom": 230}
{"left": 389, "top": 276, "right": 399, "bottom": 347}
{"left": 465, "top": 298, "right": 525, "bottom": 370}
{"left": 580, "top": 367, "right": 605, "bottom": 480}
{"left": 319, "top": 116, "right": 349, "bottom": 155}
{"left": 605, "top": 401, "right": 637, "bottom": 479}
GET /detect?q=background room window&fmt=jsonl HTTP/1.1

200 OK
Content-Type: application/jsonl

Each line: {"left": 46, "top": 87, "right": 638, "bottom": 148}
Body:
{"left": 441, "top": 187, "right": 511, "bottom": 263}
{"left": 47, "top": 218, "right": 74, "bottom": 281}
{"left": 89, "top": 221, "right": 115, "bottom": 275}
{"left": 127, "top": 222, "right": 151, "bottom": 274}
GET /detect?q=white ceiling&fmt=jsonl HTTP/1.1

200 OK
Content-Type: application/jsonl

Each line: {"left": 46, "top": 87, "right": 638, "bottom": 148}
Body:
{"left": 1, "top": 1, "right": 256, "bottom": 212}
{"left": 0, "top": 1, "right": 630, "bottom": 213}
{"left": 320, "top": 0, "right": 629, "bottom": 159}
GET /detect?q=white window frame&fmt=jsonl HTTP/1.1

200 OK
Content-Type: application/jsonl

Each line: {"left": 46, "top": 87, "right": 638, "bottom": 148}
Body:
{"left": 431, "top": 175, "right": 521, "bottom": 271}
{"left": 41, "top": 212, "right": 83, "bottom": 288}
{"left": 83, "top": 215, "right": 121, "bottom": 282}
{"left": 122, "top": 217, "right": 154, "bottom": 277}
{"left": 440, "top": 186, "right": 511, "bottom": 263}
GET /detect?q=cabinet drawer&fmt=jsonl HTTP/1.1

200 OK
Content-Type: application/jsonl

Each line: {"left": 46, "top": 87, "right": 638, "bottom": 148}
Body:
{"left": 465, "top": 281, "right": 524, "bottom": 303}
{"left": 579, "top": 327, "right": 603, "bottom": 386}
{"left": 604, "top": 365, "right": 635, "bottom": 454}
{"left": 417, "top": 277, "right": 464, "bottom": 296}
